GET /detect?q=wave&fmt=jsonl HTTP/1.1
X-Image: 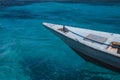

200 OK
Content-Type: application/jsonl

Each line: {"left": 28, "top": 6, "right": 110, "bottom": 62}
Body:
{"left": 0, "top": 24, "right": 4, "bottom": 29}
{"left": 0, "top": 43, "right": 15, "bottom": 58}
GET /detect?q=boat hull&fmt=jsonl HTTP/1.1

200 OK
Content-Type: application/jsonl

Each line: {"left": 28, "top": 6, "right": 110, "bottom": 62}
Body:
{"left": 71, "top": 47, "right": 120, "bottom": 73}
{"left": 44, "top": 25, "right": 120, "bottom": 73}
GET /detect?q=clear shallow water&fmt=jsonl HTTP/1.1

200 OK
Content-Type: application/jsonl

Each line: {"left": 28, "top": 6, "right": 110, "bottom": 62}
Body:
{"left": 0, "top": 2, "right": 120, "bottom": 80}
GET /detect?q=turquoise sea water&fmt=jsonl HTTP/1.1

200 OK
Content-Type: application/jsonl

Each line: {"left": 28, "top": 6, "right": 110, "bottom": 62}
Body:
{"left": 0, "top": 2, "right": 120, "bottom": 80}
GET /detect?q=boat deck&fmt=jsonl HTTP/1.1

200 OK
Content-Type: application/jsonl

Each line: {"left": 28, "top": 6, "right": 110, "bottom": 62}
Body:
{"left": 43, "top": 22, "right": 120, "bottom": 57}
{"left": 66, "top": 26, "right": 120, "bottom": 55}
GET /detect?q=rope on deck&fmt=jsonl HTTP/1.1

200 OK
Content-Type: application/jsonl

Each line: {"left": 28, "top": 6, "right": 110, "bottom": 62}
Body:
{"left": 64, "top": 27, "right": 120, "bottom": 49}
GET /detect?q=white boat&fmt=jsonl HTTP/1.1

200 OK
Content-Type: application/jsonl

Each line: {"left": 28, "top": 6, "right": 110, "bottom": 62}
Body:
{"left": 42, "top": 22, "right": 120, "bottom": 72}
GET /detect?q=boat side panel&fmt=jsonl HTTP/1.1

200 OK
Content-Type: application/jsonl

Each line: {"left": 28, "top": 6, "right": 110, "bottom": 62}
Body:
{"left": 71, "top": 47, "right": 120, "bottom": 73}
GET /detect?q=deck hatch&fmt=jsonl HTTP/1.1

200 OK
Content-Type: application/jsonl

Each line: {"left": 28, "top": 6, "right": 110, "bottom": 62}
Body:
{"left": 85, "top": 34, "right": 108, "bottom": 44}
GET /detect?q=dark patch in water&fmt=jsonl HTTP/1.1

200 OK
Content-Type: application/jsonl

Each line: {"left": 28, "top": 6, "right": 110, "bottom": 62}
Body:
{"left": 0, "top": 10, "right": 39, "bottom": 19}
{"left": 0, "top": 1, "right": 41, "bottom": 8}
{"left": 21, "top": 57, "right": 114, "bottom": 80}
{"left": 21, "top": 57, "right": 56, "bottom": 80}
{"left": 89, "top": 76, "right": 110, "bottom": 80}
{"left": 0, "top": 1, "right": 120, "bottom": 8}
{"left": 0, "top": 9, "right": 77, "bottom": 20}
